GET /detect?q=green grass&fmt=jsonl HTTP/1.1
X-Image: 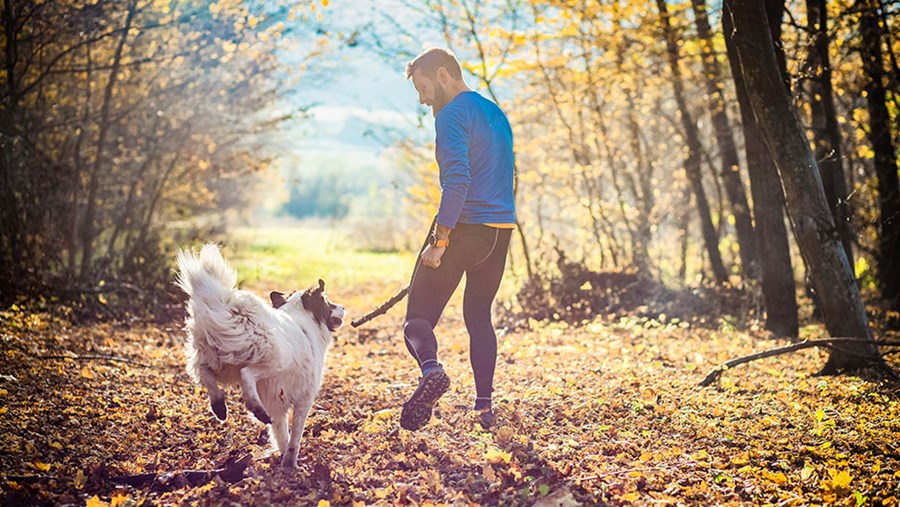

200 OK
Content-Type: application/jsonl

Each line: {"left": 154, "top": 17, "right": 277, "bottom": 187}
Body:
{"left": 213, "top": 224, "right": 522, "bottom": 318}
{"left": 222, "top": 226, "right": 417, "bottom": 309}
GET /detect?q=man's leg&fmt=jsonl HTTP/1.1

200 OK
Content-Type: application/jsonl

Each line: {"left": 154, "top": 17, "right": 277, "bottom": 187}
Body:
{"left": 462, "top": 228, "right": 511, "bottom": 427}
{"left": 400, "top": 233, "right": 465, "bottom": 431}
{"left": 403, "top": 254, "right": 465, "bottom": 368}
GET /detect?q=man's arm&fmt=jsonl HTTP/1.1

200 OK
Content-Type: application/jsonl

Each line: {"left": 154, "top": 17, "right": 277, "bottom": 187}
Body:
{"left": 421, "top": 105, "right": 470, "bottom": 269}
{"left": 434, "top": 224, "right": 452, "bottom": 242}
{"left": 421, "top": 223, "right": 452, "bottom": 269}
{"left": 434, "top": 106, "right": 471, "bottom": 229}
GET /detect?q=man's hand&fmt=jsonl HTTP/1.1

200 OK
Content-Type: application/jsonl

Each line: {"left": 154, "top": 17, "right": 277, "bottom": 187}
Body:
{"left": 421, "top": 244, "right": 446, "bottom": 269}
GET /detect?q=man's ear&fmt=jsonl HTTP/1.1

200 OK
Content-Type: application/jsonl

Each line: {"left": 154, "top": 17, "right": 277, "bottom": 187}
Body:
{"left": 270, "top": 291, "right": 287, "bottom": 309}
{"left": 436, "top": 66, "right": 450, "bottom": 83}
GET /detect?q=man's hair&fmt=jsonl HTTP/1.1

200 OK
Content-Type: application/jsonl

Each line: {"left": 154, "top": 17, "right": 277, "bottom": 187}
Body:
{"left": 406, "top": 48, "right": 463, "bottom": 80}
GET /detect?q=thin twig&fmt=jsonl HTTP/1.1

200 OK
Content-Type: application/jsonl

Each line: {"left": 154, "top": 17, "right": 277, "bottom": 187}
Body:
{"left": 699, "top": 338, "right": 900, "bottom": 386}
{"left": 351, "top": 286, "right": 409, "bottom": 328}
{"left": 34, "top": 354, "right": 153, "bottom": 368}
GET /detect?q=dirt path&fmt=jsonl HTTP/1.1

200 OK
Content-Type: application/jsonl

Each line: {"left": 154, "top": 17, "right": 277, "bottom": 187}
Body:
{"left": 2, "top": 304, "right": 899, "bottom": 505}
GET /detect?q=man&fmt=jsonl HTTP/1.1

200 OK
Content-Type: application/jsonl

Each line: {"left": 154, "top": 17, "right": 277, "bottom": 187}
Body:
{"left": 399, "top": 48, "right": 516, "bottom": 431}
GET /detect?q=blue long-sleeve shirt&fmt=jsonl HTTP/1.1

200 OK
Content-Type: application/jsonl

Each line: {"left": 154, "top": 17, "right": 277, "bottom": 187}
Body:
{"left": 434, "top": 91, "right": 516, "bottom": 229}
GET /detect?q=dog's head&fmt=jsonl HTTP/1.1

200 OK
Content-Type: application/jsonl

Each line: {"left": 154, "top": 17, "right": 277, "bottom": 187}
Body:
{"left": 270, "top": 279, "right": 344, "bottom": 331}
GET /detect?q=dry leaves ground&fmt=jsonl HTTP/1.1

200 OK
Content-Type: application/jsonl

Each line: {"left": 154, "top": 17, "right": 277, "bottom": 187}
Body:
{"left": 2, "top": 234, "right": 900, "bottom": 506}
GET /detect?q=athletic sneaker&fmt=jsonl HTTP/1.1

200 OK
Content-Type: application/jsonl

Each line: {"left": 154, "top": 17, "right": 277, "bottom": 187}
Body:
{"left": 400, "top": 366, "right": 451, "bottom": 431}
{"left": 478, "top": 408, "right": 495, "bottom": 429}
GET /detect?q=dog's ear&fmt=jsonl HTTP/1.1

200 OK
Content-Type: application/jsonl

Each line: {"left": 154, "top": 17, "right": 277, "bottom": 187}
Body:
{"left": 318, "top": 279, "right": 325, "bottom": 292}
{"left": 270, "top": 291, "right": 288, "bottom": 309}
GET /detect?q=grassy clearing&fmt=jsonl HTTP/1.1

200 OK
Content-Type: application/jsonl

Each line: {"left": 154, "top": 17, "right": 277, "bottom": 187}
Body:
{"left": 211, "top": 224, "right": 523, "bottom": 321}
{"left": 216, "top": 225, "right": 419, "bottom": 314}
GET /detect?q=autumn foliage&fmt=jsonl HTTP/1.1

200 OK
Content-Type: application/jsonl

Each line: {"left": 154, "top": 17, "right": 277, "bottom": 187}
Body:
{"left": 2, "top": 268, "right": 900, "bottom": 505}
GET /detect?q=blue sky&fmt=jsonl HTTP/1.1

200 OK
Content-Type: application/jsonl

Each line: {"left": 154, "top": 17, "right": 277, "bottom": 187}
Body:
{"left": 266, "top": 0, "right": 443, "bottom": 209}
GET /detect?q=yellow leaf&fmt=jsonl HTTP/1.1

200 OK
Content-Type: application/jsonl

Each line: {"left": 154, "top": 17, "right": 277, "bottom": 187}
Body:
{"left": 317, "top": 501, "right": 330, "bottom": 507}
{"left": 831, "top": 469, "right": 852, "bottom": 489}
{"left": 730, "top": 452, "right": 750, "bottom": 466}
{"left": 97, "top": 294, "right": 108, "bottom": 305}
{"left": 75, "top": 469, "right": 87, "bottom": 489}
{"left": 639, "top": 452, "right": 653, "bottom": 462}
{"left": 81, "top": 366, "right": 95, "bottom": 379}
{"left": 622, "top": 491, "right": 641, "bottom": 503}
{"left": 110, "top": 493, "right": 130, "bottom": 507}
{"left": 484, "top": 447, "right": 511, "bottom": 464}
{"left": 86, "top": 496, "right": 108, "bottom": 507}
{"left": 763, "top": 470, "right": 788, "bottom": 485}
{"left": 372, "top": 409, "right": 393, "bottom": 420}
{"left": 33, "top": 462, "right": 51, "bottom": 472}
{"left": 800, "top": 463, "right": 815, "bottom": 481}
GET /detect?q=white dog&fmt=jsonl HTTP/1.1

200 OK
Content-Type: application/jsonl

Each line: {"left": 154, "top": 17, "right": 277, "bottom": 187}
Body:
{"left": 175, "top": 244, "right": 344, "bottom": 469}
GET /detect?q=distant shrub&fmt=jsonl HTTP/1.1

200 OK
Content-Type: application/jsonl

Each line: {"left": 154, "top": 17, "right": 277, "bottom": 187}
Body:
{"left": 501, "top": 248, "right": 754, "bottom": 329}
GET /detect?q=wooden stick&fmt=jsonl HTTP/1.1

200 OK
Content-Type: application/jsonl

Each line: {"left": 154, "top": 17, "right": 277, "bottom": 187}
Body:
{"left": 699, "top": 338, "right": 900, "bottom": 387}
{"left": 111, "top": 453, "right": 252, "bottom": 488}
{"left": 351, "top": 286, "right": 409, "bottom": 328}
{"left": 34, "top": 354, "right": 152, "bottom": 368}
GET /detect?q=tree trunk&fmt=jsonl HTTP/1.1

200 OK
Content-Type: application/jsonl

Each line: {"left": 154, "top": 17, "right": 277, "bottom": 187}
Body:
{"left": 723, "top": 0, "right": 799, "bottom": 337}
{"left": 804, "top": 0, "right": 854, "bottom": 267}
{"left": 610, "top": 9, "right": 655, "bottom": 273}
{"left": 655, "top": 0, "right": 729, "bottom": 284}
{"left": 691, "top": 0, "right": 759, "bottom": 280}
{"left": 79, "top": 1, "right": 137, "bottom": 280}
{"left": 858, "top": 0, "right": 900, "bottom": 305}
{"left": 0, "top": 0, "right": 24, "bottom": 281}
{"left": 727, "top": 0, "right": 879, "bottom": 371}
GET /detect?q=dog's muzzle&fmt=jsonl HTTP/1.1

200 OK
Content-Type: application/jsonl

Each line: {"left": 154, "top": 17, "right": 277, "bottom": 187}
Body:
{"left": 328, "top": 306, "right": 345, "bottom": 331}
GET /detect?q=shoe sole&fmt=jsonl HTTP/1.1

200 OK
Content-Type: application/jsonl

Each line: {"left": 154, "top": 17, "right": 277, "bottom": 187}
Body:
{"left": 400, "top": 370, "right": 450, "bottom": 431}
{"left": 479, "top": 410, "right": 495, "bottom": 429}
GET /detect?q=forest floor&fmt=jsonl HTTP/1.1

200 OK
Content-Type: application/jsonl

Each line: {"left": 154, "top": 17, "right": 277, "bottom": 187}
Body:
{"left": 2, "top": 229, "right": 900, "bottom": 506}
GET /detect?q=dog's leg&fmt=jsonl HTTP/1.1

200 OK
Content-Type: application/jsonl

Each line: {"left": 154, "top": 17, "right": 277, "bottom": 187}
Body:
{"left": 282, "top": 399, "right": 312, "bottom": 469}
{"left": 200, "top": 366, "right": 227, "bottom": 421}
{"left": 269, "top": 413, "right": 289, "bottom": 453}
{"left": 239, "top": 368, "right": 272, "bottom": 424}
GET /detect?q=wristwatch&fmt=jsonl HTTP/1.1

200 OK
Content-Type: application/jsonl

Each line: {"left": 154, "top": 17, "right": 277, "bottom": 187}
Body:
{"left": 431, "top": 236, "right": 450, "bottom": 248}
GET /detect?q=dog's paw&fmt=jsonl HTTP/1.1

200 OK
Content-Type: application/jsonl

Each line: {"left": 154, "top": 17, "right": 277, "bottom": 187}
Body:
{"left": 211, "top": 399, "right": 227, "bottom": 421}
{"left": 252, "top": 407, "right": 272, "bottom": 425}
{"left": 281, "top": 450, "right": 299, "bottom": 470}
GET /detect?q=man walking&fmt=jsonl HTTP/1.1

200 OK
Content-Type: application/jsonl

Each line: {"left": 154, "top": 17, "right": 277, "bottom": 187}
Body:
{"left": 400, "top": 48, "right": 516, "bottom": 431}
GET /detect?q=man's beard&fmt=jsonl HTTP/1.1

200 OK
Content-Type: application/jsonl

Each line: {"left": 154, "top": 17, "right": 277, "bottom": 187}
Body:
{"left": 431, "top": 83, "right": 451, "bottom": 116}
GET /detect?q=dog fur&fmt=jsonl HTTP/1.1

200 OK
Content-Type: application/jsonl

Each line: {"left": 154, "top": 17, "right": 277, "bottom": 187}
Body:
{"left": 175, "top": 243, "right": 344, "bottom": 468}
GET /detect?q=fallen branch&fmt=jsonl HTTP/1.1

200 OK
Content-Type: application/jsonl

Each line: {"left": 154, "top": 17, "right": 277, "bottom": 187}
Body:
{"left": 111, "top": 453, "right": 251, "bottom": 489}
{"left": 699, "top": 338, "right": 900, "bottom": 387}
{"left": 2, "top": 474, "right": 61, "bottom": 484}
{"left": 34, "top": 354, "right": 152, "bottom": 368}
{"left": 351, "top": 286, "right": 409, "bottom": 328}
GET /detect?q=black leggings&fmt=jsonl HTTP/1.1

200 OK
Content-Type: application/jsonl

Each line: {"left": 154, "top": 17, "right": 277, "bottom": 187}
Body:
{"left": 404, "top": 223, "right": 512, "bottom": 399}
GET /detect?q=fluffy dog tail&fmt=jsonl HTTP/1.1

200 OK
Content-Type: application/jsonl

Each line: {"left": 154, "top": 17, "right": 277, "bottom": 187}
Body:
{"left": 175, "top": 243, "right": 237, "bottom": 304}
